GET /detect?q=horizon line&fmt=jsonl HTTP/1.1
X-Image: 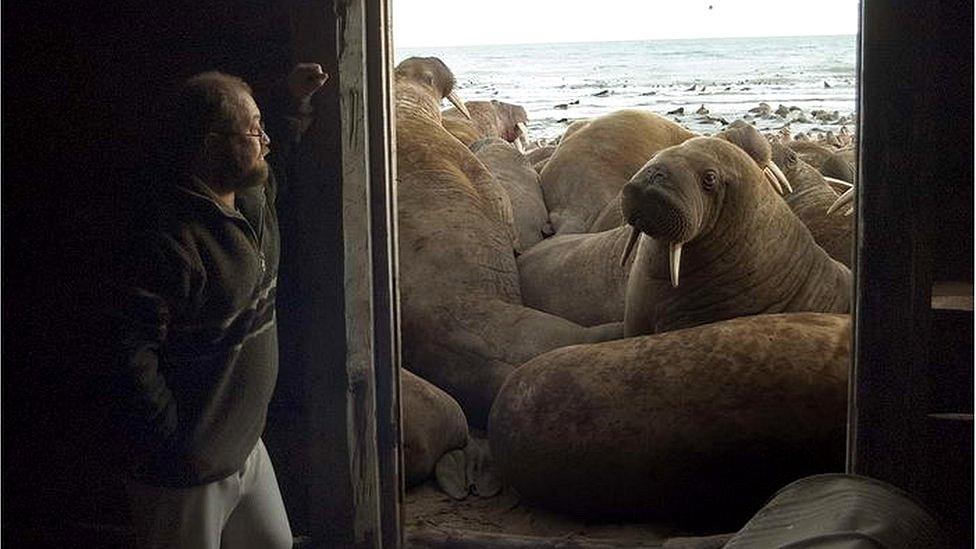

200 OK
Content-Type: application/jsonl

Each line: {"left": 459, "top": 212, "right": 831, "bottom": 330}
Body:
{"left": 395, "top": 32, "right": 857, "bottom": 51}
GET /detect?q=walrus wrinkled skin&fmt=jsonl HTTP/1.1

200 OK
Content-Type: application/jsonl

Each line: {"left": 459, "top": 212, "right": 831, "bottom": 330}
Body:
{"left": 395, "top": 57, "right": 621, "bottom": 426}
{"left": 787, "top": 140, "right": 835, "bottom": 169}
{"left": 819, "top": 146, "right": 857, "bottom": 184}
{"left": 622, "top": 125, "right": 851, "bottom": 336}
{"left": 488, "top": 313, "right": 850, "bottom": 529}
{"left": 471, "top": 137, "right": 552, "bottom": 251}
{"left": 771, "top": 143, "right": 853, "bottom": 267}
{"left": 525, "top": 144, "right": 556, "bottom": 166}
{"left": 442, "top": 99, "right": 528, "bottom": 148}
{"left": 540, "top": 109, "right": 696, "bottom": 234}
{"left": 517, "top": 225, "right": 635, "bottom": 326}
{"left": 402, "top": 369, "right": 468, "bottom": 486}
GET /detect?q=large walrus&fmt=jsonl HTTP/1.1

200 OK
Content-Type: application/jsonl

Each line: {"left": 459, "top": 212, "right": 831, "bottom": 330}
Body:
{"left": 621, "top": 123, "right": 851, "bottom": 336}
{"left": 517, "top": 225, "right": 635, "bottom": 326}
{"left": 771, "top": 143, "right": 854, "bottom": 267}
{"left": 394, "top": 57, "right": 620, "bottom": 427}
{"left": 518, "top": 123, "right": 793, "bottom": 328}
{"left": 471, "top": 137, "right": 552, "bottom": 251}
{"left": 488, "top": 312, "right": 850, "bottom": 529}
{"left": 442, "top": 99, "right": 529, "bottom": 150}
{"left": 539, "top": 109, "right": 696, "bottom": 235}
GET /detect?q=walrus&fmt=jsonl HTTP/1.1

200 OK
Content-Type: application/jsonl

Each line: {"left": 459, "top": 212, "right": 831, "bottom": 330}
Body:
{"left": 819, "top": 146, "right": 857, "bottom": 184}
{"left": 394, "top": 57, "right": 621, "bottom": 427}
{"left": 621, "top": 122, "right": 851, "bottom": 336}
{"left": 401, "top": 369, "right": 468, "bottom": 486}
{"left": 787, "top": 140, "right": 835, "bottom": 169}
{"left": 471, "top": 137, "right": 552, "bottom": 251}
{"left": 517, "top": 225, "right": 635, "bottom": 326}
{"left": 586, "top": 120, "right": 793, "bottom": 234}
{"left": 442, "top": 99, "right": 528, "bottom": 150}
{"left": 518, "top": 123, "right": 794, "bottom": 328}
{"left": 560, "top": 118, "right": 591, "bottom": 142}
{"left": 771, "top": 143, "right": 854, "bottom": 267}
{"left": 540, "top": 109, "right": 696, "bottom": 235}
{"left": 488, "top": 312, "right": 850, "bottom": 529}
{"left": 525, "top": 144, "right": 556, "bottom": 166}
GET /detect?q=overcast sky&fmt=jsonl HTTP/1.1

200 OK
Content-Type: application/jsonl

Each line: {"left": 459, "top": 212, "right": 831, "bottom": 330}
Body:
{"left": 393, "top": 0, "right": 859, "bottom": 48}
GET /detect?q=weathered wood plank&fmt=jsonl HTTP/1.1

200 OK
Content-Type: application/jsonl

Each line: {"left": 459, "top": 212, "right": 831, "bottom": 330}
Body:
{"left": 364, "top": 0, "right": 405, "bottom": 546}
{"left": 337, "top": 0, "right": 384, "bottom": 546}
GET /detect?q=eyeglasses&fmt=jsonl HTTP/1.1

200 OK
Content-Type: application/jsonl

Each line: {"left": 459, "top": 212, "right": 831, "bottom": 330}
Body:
{"left": 210, "top": 123, "right": 268, "bottom": 141}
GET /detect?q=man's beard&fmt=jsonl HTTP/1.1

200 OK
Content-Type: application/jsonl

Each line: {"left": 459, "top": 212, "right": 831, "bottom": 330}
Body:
{"left": 215, "top": 154, "right": 269, "bottom": 192}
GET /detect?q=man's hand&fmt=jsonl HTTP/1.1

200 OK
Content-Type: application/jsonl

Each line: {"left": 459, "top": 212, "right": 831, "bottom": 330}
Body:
{"left": 287, "top": 63, "right": 329, "bottom": 104}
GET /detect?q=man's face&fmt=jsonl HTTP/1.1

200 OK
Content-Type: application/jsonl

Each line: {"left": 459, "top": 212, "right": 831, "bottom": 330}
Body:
{"left": 210, "top": 90, "right": 271, "bottom": 192}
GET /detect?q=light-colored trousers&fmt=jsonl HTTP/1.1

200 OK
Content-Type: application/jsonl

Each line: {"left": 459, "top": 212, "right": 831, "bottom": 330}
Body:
{"left": 125, "top": 439, "right": 292, "bottom": 549}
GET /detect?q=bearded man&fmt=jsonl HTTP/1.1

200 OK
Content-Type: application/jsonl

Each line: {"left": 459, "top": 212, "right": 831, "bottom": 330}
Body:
{"left": 110, "top": 64, "right": 327, "bottom": 548}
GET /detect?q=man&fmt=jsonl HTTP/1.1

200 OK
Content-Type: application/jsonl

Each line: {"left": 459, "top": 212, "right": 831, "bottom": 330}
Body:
{"left": 111, "top": 64, "right": 327, "bottom": 548}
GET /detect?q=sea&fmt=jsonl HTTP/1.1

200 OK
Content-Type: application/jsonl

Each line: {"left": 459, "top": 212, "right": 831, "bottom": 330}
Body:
{"left": 395, "top": 35, "right": 857, "bottom": 142}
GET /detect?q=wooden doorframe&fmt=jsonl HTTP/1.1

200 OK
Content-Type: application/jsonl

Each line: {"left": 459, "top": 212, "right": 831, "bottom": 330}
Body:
{"left": 283, "top": 0, "right": 401, "bottom": 546}
{"left": 291, "top": 0, "right": 972, "bottom": 545}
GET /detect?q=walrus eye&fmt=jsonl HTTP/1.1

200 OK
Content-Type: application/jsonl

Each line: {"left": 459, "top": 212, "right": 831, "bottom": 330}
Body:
{"left": 701, "top": 170, "right": 718, "bottom": 191}
{"left": 788, "top": 152, "right": 798, "bottom": 168}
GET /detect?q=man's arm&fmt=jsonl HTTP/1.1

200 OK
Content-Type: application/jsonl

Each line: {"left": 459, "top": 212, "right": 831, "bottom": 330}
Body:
{"left": 260, "top": 63, "right": 329, "bottom": 194}
{"left": 106, "top": 235, "right": 194, "bottom": 473}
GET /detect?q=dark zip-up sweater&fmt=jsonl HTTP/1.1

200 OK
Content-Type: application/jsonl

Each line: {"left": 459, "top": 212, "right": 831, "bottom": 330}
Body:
{"left": 114, "top": 174, "right": 281, "bottom": 487}
{"left": 111, "top": 87, "right": 308, "bottom": 487}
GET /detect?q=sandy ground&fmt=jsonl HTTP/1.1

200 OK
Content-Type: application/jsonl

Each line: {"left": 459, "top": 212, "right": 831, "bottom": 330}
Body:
{"left": 404, "top": 481, "right": 734, "bottom": 548}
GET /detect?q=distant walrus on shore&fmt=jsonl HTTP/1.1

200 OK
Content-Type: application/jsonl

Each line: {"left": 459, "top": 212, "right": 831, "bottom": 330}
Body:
{"left": 442, "top": 99, "right": 529, "bottom": 151}
{"left": 394, "top": 57, "right": 621, "bottom": 429}
{"left": 540, "top": 109, "right": 696, "bottom": 235}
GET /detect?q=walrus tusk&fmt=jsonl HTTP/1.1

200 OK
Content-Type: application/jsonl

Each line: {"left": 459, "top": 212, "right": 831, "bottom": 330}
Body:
{"left": 766, "top": 161, "right": 793, "bottom": 193}
{"left": 823, "top": 176, "right": 853, "bottom": 188}
{"left": 762, "top": 167, "right": 784, "bottom": 195}
{"left": 822, "top": 176, "right": 853, "bottom": 195}
{"left": 827, "top": 187, "right": 854, "bottom": 216}
{"left": 516, "top": 122, "right": 529, "bottom": 151}
{"left": 620, "top": 225, "right": 640, "bottom": 267}
{"left": 447, "top": 91, "right": 471, "bottom": 119}
{"left": 669, "top": 241, "right": 683, "bottom": 288}
{"left": 514, "top": 138, "right": 526, "bottom": 154}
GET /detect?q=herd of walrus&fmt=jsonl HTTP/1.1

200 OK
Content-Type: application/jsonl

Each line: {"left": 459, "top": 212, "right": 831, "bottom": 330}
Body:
{"left": 394, "top": 56, "right": 858, "bottom": 530}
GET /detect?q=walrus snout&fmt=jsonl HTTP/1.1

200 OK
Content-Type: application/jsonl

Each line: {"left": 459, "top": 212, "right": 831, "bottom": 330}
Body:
{"left": 622, "top": 177, "right": 695, "bottom": 243}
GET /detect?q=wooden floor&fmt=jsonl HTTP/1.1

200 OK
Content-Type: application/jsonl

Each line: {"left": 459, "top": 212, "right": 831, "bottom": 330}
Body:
{"left": 403, "top": 482, "right": 734, "bottom": 548}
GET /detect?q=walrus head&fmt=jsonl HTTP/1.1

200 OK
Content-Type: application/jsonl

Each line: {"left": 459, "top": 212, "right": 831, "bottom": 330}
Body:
{"left": 491, "top": 100, "right": 529, "bottom": 151}
{"left": 771, "top": 142, "right": 853, "bottom": 198}
{"left": 394, "top": 56, "right": 470, "bottom": 118}
{"left": 620, "top": 124, "right": 789, "bottom": 287}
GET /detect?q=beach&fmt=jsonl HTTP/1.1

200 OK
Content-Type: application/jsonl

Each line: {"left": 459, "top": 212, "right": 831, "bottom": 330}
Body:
{"left": 396, "top": 34, "right": 857, "bottom": 142}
